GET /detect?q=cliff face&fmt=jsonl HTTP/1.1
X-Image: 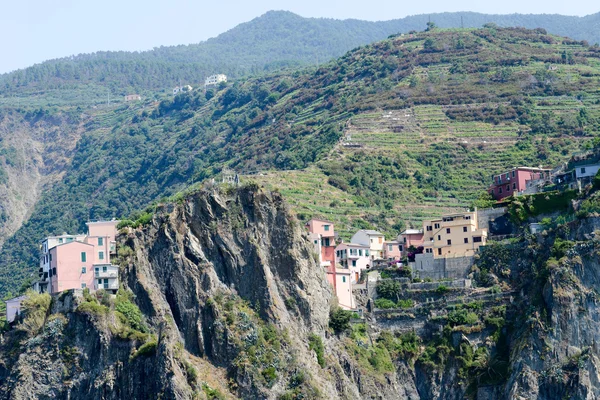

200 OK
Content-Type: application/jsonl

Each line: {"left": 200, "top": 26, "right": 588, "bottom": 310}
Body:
{"left": 2, "top": 186, "right": 600, "bottom": 399}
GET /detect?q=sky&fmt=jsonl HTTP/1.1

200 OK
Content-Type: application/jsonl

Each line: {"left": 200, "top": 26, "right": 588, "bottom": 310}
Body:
{"left": 1, "top": 0, "right": 598, "bottom": 74}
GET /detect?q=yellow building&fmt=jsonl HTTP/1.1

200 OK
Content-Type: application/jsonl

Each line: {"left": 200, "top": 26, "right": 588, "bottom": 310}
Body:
{"left": 422, "top": 211, "right": 487, "bottom": 258}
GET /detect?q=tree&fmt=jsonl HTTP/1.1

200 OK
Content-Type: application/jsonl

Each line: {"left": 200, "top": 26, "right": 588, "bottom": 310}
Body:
{"left": 426, "top": 22, "right": 437, "bottom": 32}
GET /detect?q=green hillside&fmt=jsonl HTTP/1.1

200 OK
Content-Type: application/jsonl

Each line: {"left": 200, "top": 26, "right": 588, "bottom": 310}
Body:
{"left": 2, "top": 10, "right": 600, "bottom": 108}
{"left": 1, "top": 26, "right": 600, "bottom": 296}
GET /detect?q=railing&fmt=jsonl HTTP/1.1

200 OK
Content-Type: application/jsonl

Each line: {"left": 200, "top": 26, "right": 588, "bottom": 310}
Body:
{"left": 95, "top": 281, "right": 119, "bottom": 290}
{"left": 94, "top": 271, "right": 118, "bottom": 278}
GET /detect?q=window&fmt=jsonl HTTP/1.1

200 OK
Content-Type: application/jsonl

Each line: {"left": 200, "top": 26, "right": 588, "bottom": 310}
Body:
{"left": 58, "top": 238, "right": 63, "bottom": 244}
{"left": 438, "top": 248, "right": 442, "bottom": 255}
{"left": 102, "top": 266, "right": 107, "bottom": 272}
{"left": 447, "top": 239, "right": 452, "bottom": 245}
{"left": 497, "top": 176, "right": 501, "bottom": 184}
{"left": 434, "top": 223, "right": 440, "bottom": 229}
{"left": 97, "top": 279, "right": 102, "bottom": 286}
{"left": 81, "top": 283, "right": 86, "bottom": 289}
{"left": 365, "top": 250, "right": 370, "bottom": 256}
{"left": 52, "top": 267, "right": 56, "bottom": 276}
{"left": 370, "top": 239, "right": 373, "bottom": 243}
{"left": 67, "top": 237, "right": 73, "bottom": 242}
{"left": 446, "top": 228, "right": 450, "bottom": 234}
{"left": 342, "top": 276, "right": 346, "bottom": 283}
{"left": 81, "top": 267, "right": 86, "bottom": 274}
{"left": 323, "top": 238, "right": 330, "bottom": 247}
{"left": 81, "top": 252, "right": 86, "bottom": 262}
{"left": 314, "top": 240, "right": 318, "bottom": 244}
{"left": 506, "top": 185, "right": 510, "bottom": 191}
{"left": 473, "top": 236, "right": 482, "bottom": 243}
{"left": 463, "top": 227, "right": 468, "bottom": 232}
{"left": 99, "top": 251, "right": 104, "bottom": 260}
{"left": 399, "top": 245, "right": 403, "bottom": 252}
{"left": 358, "top": 249, "right": 363, "bottom": 256}
{"left": 505, "top": 173, "right": 509, "bottom": 180}
{"left": 499, "top": 187, "right": 503, "bottom": 194}
{"left": 352, "top": 260, "right": 357, "bottom": 267}
{"left": 426, "top": 248, "right": 433, "bottom": 253}
{"left": 378, "top": 237, "right": 383, "bottom": 244}
{"left": 464, "top": 238, "right": 469, "bottom": 244}
{"left": 512, "top": 170, "right": 515, "bottom": 178}
{"left": 426, "top": 225, "right": 432, "bottom": 231}
{"left": 95, "top": 267, "right": 99, "bottom": 276}
{"left": 49, "top": 269, "right": 53, "bottom": 277}
{"left": 581, "top": 167, "right": 586, "bottom": 174}
{"left": 324, "top": 225, "right": 330, "bottom": 231}
{"left": 388, "top": 244, "right": 393, "bottom": 251}
{"left": 465, "top": 216, "right": 471, "bottom": 220}
{"left": 103, "top": 279, "right": 108, "bottom": 289}
{"left": 512, "top": 183, "right": 516, "bottom": 189}
{"left": 49, "top": 253, "right": 52, "bottom": 262}
{"left": 98, "top": 237, "right": 103, "bottom": 246}
{"left": 437, "top": 235, "right": 441, "bottom": 241}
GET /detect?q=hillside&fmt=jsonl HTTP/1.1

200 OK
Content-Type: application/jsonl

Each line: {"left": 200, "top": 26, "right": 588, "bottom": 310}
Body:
{"left": 1, "top": 26, "right": 600, "bottom": 296}
{"left": 2, "top": 185, "right": 600, "bottom": 398}
{"left": 2, "top": 11, "right": 600, "bottom": 108}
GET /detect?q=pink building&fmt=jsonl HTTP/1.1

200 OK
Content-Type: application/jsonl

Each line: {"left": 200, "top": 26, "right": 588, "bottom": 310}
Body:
{"left": 398, "top": 229, "right": 424, "bottom": 257}
{"left": 330, "top": 268, "right": 355, "bottom": 310}
{"left": 305, "top": 219, "right": 336, "bottom": 269}
{"left": 36, "top": 220, "right": 120, "bottom": 295}
{"left": 383, "top": 240, "right": 402, "bottom": 261}
{"left": 488, "top": 167, "right": 551, "bottom": 201}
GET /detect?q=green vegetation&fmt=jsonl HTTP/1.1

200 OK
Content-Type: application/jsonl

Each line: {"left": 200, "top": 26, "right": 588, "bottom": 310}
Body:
{"left": 18, "top": 290, "right": 52, "bottom": 336}
{"left": 308, "top": 334, "right": 325, "bottom": 367}
{"left": 508, "top": 190, "right": 578, "bottom": 223}
{"left": 202, "top": 384, "right": 225, "bottom": 400}
{"left": 3, "top": 26, "right": 600, "bottom": 296}
{"left": 329, "top": 308, "right": 354, "bottom": 333}
{"left": 131, "top": 340, "right": 157, "bottom": 360}
{"left": 374, "top": 298, "right": 414, "bottom": 309}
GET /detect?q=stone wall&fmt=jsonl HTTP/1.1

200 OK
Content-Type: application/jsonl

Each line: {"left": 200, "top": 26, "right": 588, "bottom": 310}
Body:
{"left": 412, "top": 254, "right": 474, "bottom": 280}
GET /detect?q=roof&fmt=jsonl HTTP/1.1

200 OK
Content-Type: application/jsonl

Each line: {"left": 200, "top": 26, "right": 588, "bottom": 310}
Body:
{"left": 306, "top": 218, "right": 334, "bottom": 224}
{"left": 400, "top": 229, "right": 423, "bottom": 235}
{"left": 336, "top": 243, "right": 369, "bottom": 249}
{"left": 384, "top": 240, "right": 400, "bottom": 244}
{"left": 51, "top": 240, "right": 94, "bottom": 250}
{"left": 357, "top": 229, "right": 383, "bottom": 236}
{"left": 5, "top": 295, "right": 27, "bottom": 303}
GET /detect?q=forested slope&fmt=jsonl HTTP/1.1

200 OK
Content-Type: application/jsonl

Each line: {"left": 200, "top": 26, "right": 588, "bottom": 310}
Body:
{"left": 1, "top": 10, "right": 600, "bottom": 107}
{"left": 1, "top": 27, "right": 600, "bottom": 297}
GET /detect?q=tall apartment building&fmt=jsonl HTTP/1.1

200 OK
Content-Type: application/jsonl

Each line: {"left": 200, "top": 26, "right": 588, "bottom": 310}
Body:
{"left": 34, "top": 220, "right": 120, "bottom": 294}
{"left": 421, "top": 211, "right": 487, "bottom": 258}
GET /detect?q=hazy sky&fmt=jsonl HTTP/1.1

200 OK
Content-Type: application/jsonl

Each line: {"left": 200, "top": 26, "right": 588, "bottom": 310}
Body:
{"left": 1, "top": 0, "right": 598, "bottom": 74}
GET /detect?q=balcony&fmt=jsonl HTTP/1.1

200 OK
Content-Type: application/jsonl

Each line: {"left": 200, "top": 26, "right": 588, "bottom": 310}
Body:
{"left": 109, "top": 241, "right": 117, "bottom": 254}
{"left": 94, "top": 279, "right": 119, "bottom": 291}
{"left": 94, "top": 270, "right": 118, "bottom": 279}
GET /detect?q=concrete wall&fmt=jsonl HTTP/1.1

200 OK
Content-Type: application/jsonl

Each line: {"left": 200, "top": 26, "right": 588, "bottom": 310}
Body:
{"left": 477, "top": 207, "right": 507, "bottom": 232}
{"left": 413, "top": 253, "right": 474, "bottom": 280}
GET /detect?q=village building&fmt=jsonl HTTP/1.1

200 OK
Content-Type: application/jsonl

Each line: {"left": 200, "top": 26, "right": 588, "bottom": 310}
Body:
{"left": 204, "top": 74, "right": 227, "bottom": 87}
{"left": 305, "top": 219, "right": 355, "bottom": 310}
{"left": 124, "top": 94, "right": 141, "bottom": 102}
{"left": 5, "top": 296, "right": 26, "bottom": 324}
{"left": 34, "top": 220, "right": 120, "bottom": 295}
{"left": 488, "top": 167, "right": 551, "bottom": 200}
{"left": 173, "top": 85, "right": 193, "bottom": 95}
{"left": 335, "top": 243, "right": 370, "bottom": 282}
{"left": 397, "top": 229, "right": 424, "bottom": 257}
{"left": 421, "top": 211, "right": 487, "bottom": 258}
{"left": 383, "top": 240, "right": 402, "bottom": 261}
{"left": 350, "top": 229, "right": 385, "bottom": 260}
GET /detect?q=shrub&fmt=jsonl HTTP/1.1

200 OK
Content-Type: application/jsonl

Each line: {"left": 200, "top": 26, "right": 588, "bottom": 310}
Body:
{"left": 374, "top": 298, "right": 397, "bottom": 309}
{"left": 19, "top": 290, "right": 52, "bottom": 336}
{"left": 202, "top": 383, "right": 225, "bottom": 400}
{"left": 115, "top": 289, "right": 147, "bottom": 333}
{"left": 329, "top": 308, "right": 353, "bottom": 333}
{"left": 376, "top": 280, "right": 401, "bottom": 301}
{"left": 308, "top": 334, "right": 325, "bottom": 367}
{"left": 397, "top": 299, "right": 414, "bottom": 309}
{"left": 131, "top": 340, "right": 157, "bottom": 359}
{"left": 435, "top": 285, "right": 450, "bottom": 295}
{"left": 262, "top": 366, "right": 278, "bottom": 386}
{"left": 447, "top": 309, "right": 479, "bottom": 326}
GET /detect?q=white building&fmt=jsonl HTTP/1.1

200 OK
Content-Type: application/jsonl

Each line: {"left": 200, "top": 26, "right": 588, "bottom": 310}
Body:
{"left": 173, "top": 85, "right": 193, "bottom": 95}
{"left": 350, "top": 230, "right": 385, "bottom": 260}
{"left": 5, "top": 296, "right": 26, "bottom": 323}
{"left": 574, "top": 164, "right": 600, "bottom": 180}
{"left": 94, "top": 264, "right": 120, "bottom": 291}
{"left": 205, "top": 74, "right": 227, "bottom": 87}
{"left": 335, "top": 243, "right": 371, "bottom": 283}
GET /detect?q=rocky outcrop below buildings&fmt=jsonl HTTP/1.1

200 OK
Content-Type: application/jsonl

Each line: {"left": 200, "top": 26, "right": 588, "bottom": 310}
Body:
{"left": 1, "top": 185, "right": 600, "bottom": 399}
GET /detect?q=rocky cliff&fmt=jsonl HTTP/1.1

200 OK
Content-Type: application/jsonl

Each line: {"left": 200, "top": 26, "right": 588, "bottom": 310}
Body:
{"left": 2, "top": 185, "right": 600, "bottom": 399}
